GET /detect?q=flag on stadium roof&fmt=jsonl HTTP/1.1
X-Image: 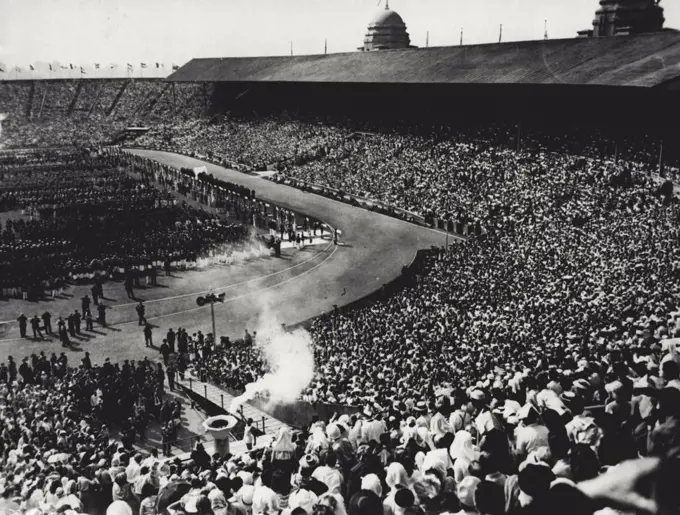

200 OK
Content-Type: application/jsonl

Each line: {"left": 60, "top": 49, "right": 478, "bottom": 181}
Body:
{"left": 141, "top": 62, "right": 147, "bottom": 68}
{"left": 69, "top": 63, "right": 74, "bottom": 69}
{"left": 80, "top": 66, "right": 86, "bottom": 74}
{"left": 0, "top": 67, "right": 4, "bottom": 73}
{"left": 29, "top": 65, "right": 35, "bottom": 71}
{"left": 61, "top": 65, "right": 68, "bottom": 70}
{"left": 111, "top": 64, "right": 118, "bottom": 69}
{"left": 172, "top": 64, "right": 179, "bottom": 71}
{"left": 95, "top": 63, "right": 100, "bottom": 69}
{"left": 14, "top": 66, "right": 21, "bottom": 72}
{"left": 127, "top": 63, "right": 133, "bottom": 70}
{"left": 49, "top": 64, "right": 53, "bottom": 71}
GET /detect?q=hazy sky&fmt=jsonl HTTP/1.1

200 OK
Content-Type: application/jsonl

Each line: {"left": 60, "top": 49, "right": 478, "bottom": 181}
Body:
{"left": 1, "top": 0, "right": 679, "bottom": 77}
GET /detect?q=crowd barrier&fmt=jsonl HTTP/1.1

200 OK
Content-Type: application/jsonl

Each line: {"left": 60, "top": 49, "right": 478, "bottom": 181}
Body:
{"left": 215, "top": 381, "right": 362, "bottom": 429}
{"left": 246, "top": 398, "right": 362, "bottom": 429}
{"left": 180, "top": 377, "right": 361, "bottom": 431}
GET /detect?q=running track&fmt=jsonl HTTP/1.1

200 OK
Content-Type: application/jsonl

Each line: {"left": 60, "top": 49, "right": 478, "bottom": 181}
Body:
{"left": 129, "top": 149, "right": 451, "bottom": 320}
{"left": 0, "top": 150, "right": 454, "bottom": 359}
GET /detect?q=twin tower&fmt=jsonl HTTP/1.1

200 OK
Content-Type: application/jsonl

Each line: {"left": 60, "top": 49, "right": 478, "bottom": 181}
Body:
{"left": 361, "top": 0, "right": 667, "bottom": 52}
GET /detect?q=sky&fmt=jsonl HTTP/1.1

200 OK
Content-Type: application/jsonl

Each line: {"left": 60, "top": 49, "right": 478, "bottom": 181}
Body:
{"left": 1, "top": 0, "right": 679, "bottom": 78}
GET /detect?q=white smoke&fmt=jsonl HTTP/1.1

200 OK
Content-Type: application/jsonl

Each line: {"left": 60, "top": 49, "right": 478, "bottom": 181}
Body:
{"left": 230, "top": 240, "right": 269, "bottom": 262}
{"left": 230, "top": 320, "right": 315, "bottom": 414}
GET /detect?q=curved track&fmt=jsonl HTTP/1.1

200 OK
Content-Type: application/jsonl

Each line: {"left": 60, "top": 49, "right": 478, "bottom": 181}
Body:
{"left": 0, "top": 150, "right": 452, "bottom": 361}
{"left": 129, "top": 149, "right": 449, "bottom": 318}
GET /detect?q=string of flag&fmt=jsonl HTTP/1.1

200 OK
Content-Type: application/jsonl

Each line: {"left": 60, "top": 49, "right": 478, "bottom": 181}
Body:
{"left": 0, "top": 62, "right": 182, "bottom": 75}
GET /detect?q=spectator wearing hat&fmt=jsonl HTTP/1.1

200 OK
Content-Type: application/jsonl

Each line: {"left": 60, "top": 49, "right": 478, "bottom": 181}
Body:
{"left": 517, "top": 462, "right": 556, "bottom": 510}
{"left": 272, "top": 427, "right": 296, "bottom": 462}
{"left": 295, "top": 455, "right": 328, "bottom": 497}
{"left": 107, "top": 500, "right": 134, "bottom": 515}
{"left": 327, "top": 421, "right": 353, "bottom": 463}
{"left": 393, "top": 487, "right": 417, "bottom": 515}
{"left": 383, "top": 462, "right": 412, "bottom": 515}
{"left": 448, "top": 392, "right": 474, "bottom": 434}
{"left": 252, "top": 485, "right": 280, "bottom": 515}
{"left": 230, "top": 482, "right": 251, "bottom": 511}
{"left": 469, "top": 390, "right": 502, "bottom": 438}
{"left": 207, "top": 488, "right": 228, "bottom": 515}
{"left": 453, "top": 475, "right": 481, "bottom": 514}
{"left": 347, "top": 490, "right": 382, "bottom": 515}
{"left": 661, "top": 361, "right": 680, "bottom": 391}
{"left": 311, "top": 451, "right": 344, "bottom": 495}
{"left": 359, "top": 407, "right": 386, "bottom": 445}
{"left": 449, "top": 431, "right": 479, "bottom": 484}
{"left": 604, "top": 380, "right": 633, "bottom": 428}
{"left": 286, "top": 488, "right": 318, "bottom": 515}
{"left": 514, "top": 405, "right": 550, "bottom": 459}
{"left": 359, "top": 474, "right": 382, "bottom": 498}
{"left": 430, "top": 397, "right": 454, "bottom": 440}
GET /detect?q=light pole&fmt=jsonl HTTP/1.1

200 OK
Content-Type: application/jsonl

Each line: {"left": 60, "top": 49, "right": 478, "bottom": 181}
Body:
{"left": 196, "top": 291, "right": 226, "bottom": 344}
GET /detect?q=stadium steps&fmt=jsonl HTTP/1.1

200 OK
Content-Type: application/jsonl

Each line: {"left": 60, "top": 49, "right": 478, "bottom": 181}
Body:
{"left": 176, "top": 376, "right": 289, "bottom": 440}
{"left": 67, "top": 81, "right": 84, "bottom": 116}
{"left": 136, "top": 82, "right": 171, "bottom": 118}
{"left": 26, "top": 82, "right": 36, "bottom": 118}
{"left": 107, "top": 80, "right": 129, "bottom": 116}
{"left": 131, "top": 84, "right": 161, "bottom": 118}
{"left": 147, "top": 82, "right": 173, "bottom": 116}
{"left": 87, "top": 81, "right": 103, "bottom": 117}
{"left": 36, "top": 81, "right": 49, "bottom": 118}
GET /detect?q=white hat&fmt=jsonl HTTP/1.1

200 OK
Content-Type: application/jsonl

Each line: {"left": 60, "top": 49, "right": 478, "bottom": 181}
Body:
{"left": 106, "top": 501, "right": 133, "bottom": 515}
{"left": 288, "top": 488, "right": 318, "bottom": 514}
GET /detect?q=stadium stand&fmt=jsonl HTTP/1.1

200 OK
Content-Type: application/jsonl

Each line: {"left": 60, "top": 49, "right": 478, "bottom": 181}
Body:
{"left": 2, "top": 19, "right": 680, "bottom": 515}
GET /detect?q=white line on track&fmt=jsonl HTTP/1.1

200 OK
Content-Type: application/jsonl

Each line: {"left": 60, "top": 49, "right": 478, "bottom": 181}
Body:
{"left": 0, "top": 241, "right": 333, "bottom": 326}
{"left": 0, "top": 244, "right": 339, "bottom": 343}
{"left": 113, "top": 241, "right": 332, "bottom": 308}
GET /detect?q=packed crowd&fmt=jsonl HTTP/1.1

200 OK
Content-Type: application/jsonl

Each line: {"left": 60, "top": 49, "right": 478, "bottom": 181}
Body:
{"left": 2, "top": 86, "right": 680, "bottom": 513}
{"left": 0, "top": 353, "right": 195, "bottom": 515}
{"left": 131, "top": 114, "right": 679, "bottom": 227}
{"left": 187, "top": 332, "right": 266, "bottom": 394}
{"left": 0, "top": 149, "right": 249, "bottom": 296}
{"left": 135, "top": 114, "right": 345, "bottom": 172}
{"left": 5, "top": 340, "right": 680, "bottom": 515}
{"left": 160, "top": 132, "right": 680, "bottom": 514}
{"left": 0, "top": 81, "right": 210, "bottom": 149}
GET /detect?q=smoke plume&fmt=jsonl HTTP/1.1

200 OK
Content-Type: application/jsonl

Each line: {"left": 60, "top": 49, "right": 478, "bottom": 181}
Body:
{"left": 230, "top": 320, "right": 315, "bottom": 413}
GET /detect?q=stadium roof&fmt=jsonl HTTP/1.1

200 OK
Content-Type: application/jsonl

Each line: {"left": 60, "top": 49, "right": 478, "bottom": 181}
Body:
{"left": 170, "top": 31, "right": 680, "bottom": 88}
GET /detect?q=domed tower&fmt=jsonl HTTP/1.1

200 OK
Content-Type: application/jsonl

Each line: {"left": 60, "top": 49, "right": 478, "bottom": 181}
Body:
{"left": 585, "top": 0, "right": 665, "bottom": 37}
{"left": 361, "top": 1, "right": 412, "bottom": 51}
